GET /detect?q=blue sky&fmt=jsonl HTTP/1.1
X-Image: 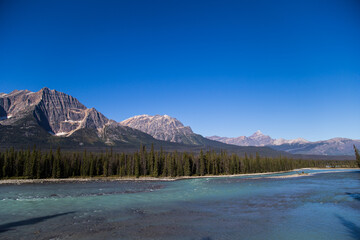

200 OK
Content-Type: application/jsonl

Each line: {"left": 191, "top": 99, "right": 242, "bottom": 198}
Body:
{"left": 1, "top": 0, "right": 359, "bottom": 141}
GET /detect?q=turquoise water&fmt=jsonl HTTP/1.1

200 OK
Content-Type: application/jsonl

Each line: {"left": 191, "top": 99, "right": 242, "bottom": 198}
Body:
{"left": 0, "top": 169, "right": 359, "bottom": 240}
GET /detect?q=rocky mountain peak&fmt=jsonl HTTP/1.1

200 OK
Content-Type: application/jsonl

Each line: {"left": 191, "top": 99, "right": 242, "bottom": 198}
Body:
{"left": 207, "top": 131, "right": 308, "bottom": 147}
{"left": 248, "top": 130, "right": 273, "bottom": 145}
{"left": 293, "top": 138, "right": 310, "bottom": 143}
{"left": 40, "top": 87, "right": 50, "bottom": 92}
{"left": 252, "top": 130, "right": 263, "bottom": 135}
{"left": 0, "top": 87, "right": 109, "bottom": 137}
{"left": 0, "top": 89, "right": 42, "bottom": 120}
{"left": 8, "top": 89, "right": 31, "bottom": 96}
{"left": 120, "top": 114, "right": 198, "bottom": 144}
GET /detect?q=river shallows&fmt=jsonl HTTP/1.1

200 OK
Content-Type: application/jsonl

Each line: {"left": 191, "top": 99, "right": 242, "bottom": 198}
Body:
{"left": 0, "top": 169, "right": 359, "bottom": 240}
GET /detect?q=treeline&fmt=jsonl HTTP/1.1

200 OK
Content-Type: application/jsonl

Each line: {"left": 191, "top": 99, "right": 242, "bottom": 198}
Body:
{"left": 0, "top": 145, "right": 357, "bottom": 179}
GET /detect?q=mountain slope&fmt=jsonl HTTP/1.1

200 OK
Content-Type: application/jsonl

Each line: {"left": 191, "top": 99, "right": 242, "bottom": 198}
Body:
{"left": 0, "top": 88, "right": 110, "bottom": 136}
{"left": 270, "top": 138, "right": 360, "bottom": 156}
{"left": 207, "top": 132, "right": 359, "bottom": 156}
{"left": 121, "top": 114, "right": 204, "bottom": 145}
{"left": 208, "top": 131, "right": 309, "bottom": 147}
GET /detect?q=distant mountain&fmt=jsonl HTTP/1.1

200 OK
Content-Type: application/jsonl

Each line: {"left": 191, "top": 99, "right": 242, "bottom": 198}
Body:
{"left": 208, "top": 131, "right": 308, "bottom": 146}
{"left": 208, "top": 130, "right": 272, "bottom": 146}
{"left": 207, "top": 131, "right": 359, "bottom": 156}
{"left": 271, "top": 138, "right": 360, "bottom": 156}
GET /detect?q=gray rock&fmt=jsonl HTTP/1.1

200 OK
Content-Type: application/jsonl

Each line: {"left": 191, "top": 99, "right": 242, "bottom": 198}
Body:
{"left": 0, "top": 87, "right": 110, "bottom": 136}
{"left": 121, "top": 114, "right": 202, "bottom": 145}
{"left": 208, "top": 130, "right": 275, "bottom": 146}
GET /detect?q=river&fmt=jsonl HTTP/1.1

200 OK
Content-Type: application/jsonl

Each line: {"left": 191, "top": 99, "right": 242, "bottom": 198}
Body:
{"left": 0, "top": 169, "right": 359, "bottom": 240}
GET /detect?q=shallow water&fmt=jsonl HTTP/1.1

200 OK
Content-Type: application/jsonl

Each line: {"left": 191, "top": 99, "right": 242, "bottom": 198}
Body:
{"left": 0, "top": 169, "right": 359, "bottom": 240}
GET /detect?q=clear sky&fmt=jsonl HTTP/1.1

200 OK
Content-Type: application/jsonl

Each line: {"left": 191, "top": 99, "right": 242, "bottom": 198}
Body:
{"left": 1, "top": 0, "right": 359, "bottom": 141}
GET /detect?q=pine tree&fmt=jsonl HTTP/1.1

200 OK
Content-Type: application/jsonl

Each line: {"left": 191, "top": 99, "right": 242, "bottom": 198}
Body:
{"left": 37, "top": 152, "right": 43, "bottom": 179}
{"left": 354, "top": 145, "right": 360, "bottom": 167}
{"left": 52, "top": 147, "right": 61, "bottom": 178}
{"left": 134, "top": 153, "right": 140, "bottom": 178}
{"left": 199, "top": 150, "right": 206, "bottom": 176}
{"left": 8, "top": 147, "right": 15, "bottom": 177}
{"left": 89, "top": 153, "right": 95, "bottom": 177}
{"left": 15, "top": 151, "right": 24, "bottom": 177}
{"left": 103, "top": 157, "right": 109, "bottom": 177}
{"left": 0, "top": 152, "right": 3, "bottom": 179}
{"left": 140, "top": 144, "right": 147, "bottom": 176}
{"left": 153, "top": 152, "right": 159, "bottom": 177}
{"left": 183, "top": 153, "right": 191, "bottom": 176}
{"left": 120, "top": 153, "right": 126, "bottom": 177}
{"left": 150, "top": 144, "right": 155, "bottom": 176}
{"left": 2, "top": 152, "right": 9, "bottom": 178}
{"left": 176, "top": 153, "right": 184, "bottom": 176}
{"left": 29, "top": 147, "right": 37, "bottom": 179}
{"left": 166, "top": 154, "right": 173, "bottom": 177}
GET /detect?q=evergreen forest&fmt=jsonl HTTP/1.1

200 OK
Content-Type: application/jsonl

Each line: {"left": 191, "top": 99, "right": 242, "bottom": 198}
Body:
{"left": 0, "top": 145, "right": 358, "bottom": 179}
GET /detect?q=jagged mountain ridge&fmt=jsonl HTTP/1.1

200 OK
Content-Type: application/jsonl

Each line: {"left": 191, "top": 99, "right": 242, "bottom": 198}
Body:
{"left": 207, "top": 131, "right": 309, "bottom": 147}
{"left": 270, "top": 137, "right": 360, "bottom": 156}
{"left": 121, "top": 114, "right": 204, "bottom": 145}
{"left": 0, "top": 88, "right": 110, "bottom": 136}
{"left": 120, "top": 116, "right": 358, "bottom": 157}
{"left": 207, "top": 132, "right": 359, "bottom": 156}
{"left": 0, "top": 88, "right": 164, "bottom": 149}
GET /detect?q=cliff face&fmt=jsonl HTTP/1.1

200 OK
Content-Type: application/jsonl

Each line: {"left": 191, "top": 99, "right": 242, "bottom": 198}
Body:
{"left": 0, "top": 90, "right": 42, "bottom": 120}
{"left": 0, "top": 88, "right": 109, "bottom": 136}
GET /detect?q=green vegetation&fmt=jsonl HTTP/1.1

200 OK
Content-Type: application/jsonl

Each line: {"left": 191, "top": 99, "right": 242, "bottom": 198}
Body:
{"left": 354, "top": 145, "right": 360, "bottom": 167}
{"left": 0, "top": 145, "right": 357, "bottom": 179}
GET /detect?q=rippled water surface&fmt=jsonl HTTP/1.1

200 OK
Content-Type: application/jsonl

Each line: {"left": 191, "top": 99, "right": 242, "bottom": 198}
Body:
{"left": 0, "top": 169, "right": 359, "bottom": 240}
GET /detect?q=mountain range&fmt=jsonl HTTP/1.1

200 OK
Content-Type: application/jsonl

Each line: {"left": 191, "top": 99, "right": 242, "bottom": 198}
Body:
{"left": 0, "top": 88, "right": 160, "bottom": 150}
{"left": 207, "top": 131, "right": 360, "bottom": 156}
{"left": 0, "top": 88, "right": 357, "bottom": 159}
{"left": 0, "top": 88, "right": 287, "bottom": 157}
